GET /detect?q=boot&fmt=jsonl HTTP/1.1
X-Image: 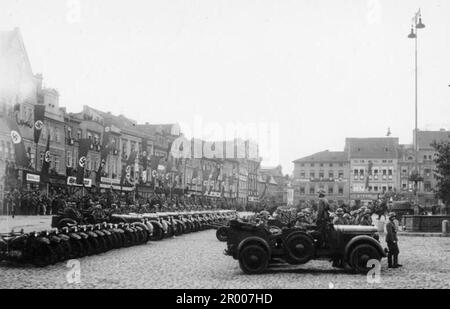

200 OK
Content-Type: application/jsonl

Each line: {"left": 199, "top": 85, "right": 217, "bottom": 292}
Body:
{"left": 393, "top": 255, "right": 402, "bottom": 268}
{"left": 387, "top": 253, "right": 393, "bottom": 268}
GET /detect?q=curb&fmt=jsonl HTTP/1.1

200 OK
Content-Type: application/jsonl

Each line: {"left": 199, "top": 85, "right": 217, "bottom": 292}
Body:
{"left": 397, "top": 232, "right": 450, "bottom": 237}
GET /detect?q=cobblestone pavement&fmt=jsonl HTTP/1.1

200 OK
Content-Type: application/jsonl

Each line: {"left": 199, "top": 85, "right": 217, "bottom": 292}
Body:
{"left": 1, "top": 216, "right": 450, "bottom": 289}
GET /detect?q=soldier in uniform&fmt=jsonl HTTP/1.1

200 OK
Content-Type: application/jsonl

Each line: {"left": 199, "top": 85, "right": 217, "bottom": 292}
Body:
{"left": 332, "top": 208, "right": 347, "bottom": 225}
{"left": 359, "top": 209, "right": 373, "bottom": 226}
{"left": 316, "top": 189, "right": 331, "bottom": 246}
{"left": 295, "top": 211, "right": 310, "bottom": 229}
{"left": 386, "top": 212, "right": 402, "bottom": 268}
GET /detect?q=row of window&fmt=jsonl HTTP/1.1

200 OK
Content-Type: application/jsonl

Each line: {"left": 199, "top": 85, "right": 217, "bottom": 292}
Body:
{"left": 353, "top": 159, "right": 394, "bottom": 164}
{"left": 299, "top": 170, "right": 345, "bottom": 179}
{"left": 353, "top": 169, "right": 393, "bottom": 176}
{"left": 298, "top": 186, "right": 345, "bottom": 195}
{"left": 298, "top": 162, "right": 345, "bottom": 168}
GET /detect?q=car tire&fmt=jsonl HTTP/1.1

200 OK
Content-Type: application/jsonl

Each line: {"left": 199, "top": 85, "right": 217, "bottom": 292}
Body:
{"left": 349, "top": 244, "right": 381, "bottom": 274}
{"left": 216, "top": 227, "right": 228, "bottom": 242}
{"left": 238, "top": 245, "right": 269, "bottom": 275}
{"left": 284, "top": 233, "right": 315, "bottom": 265}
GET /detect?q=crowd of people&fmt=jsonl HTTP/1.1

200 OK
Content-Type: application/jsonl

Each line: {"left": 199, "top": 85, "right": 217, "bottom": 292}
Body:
{"left": 1, "top": 187, "right": 241, "bottom": 218}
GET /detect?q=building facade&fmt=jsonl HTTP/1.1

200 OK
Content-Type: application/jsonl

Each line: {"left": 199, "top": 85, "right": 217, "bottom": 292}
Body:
{"left": 293, "top": 151, "right": 349, "bottom": 206}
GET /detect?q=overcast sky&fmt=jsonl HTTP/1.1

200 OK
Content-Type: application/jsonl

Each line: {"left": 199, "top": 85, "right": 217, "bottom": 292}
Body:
{"left": 1, "top": 0, "right": 450, "bottom": 173}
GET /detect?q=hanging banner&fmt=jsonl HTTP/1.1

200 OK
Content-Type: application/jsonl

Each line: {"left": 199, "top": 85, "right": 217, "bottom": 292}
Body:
{"left": 5, "top": 115, "right": 30, "bottom": 168}
{"left": 33, "top": 104, "right": 46, "bottom": 144}
{"left": 96, "top": 126, "right": 111, "bottom": 183}
{"left": 76, "top": 139, "right": 91, "bottom": 185}
{"left": 40, "top": 133, "right": 51, "bottom": 183}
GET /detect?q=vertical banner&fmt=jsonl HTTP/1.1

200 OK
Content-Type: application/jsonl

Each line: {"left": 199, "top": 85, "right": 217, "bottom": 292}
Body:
{"left": 40, "top": 134, "right": 51, "bottom": 183}
{"left": 141, "top": 139, "right": 148, "bottom": 183}
{"left": 76, "top": 139, "right": 91, "bottom": 185}
{"left": 96, "top": 126, "right": 111, "bottom": 183}
{"left": 5, "top": 116, "right": 30, "bottom": 168}
{"left": 33, "top": 104, "right": 46, "bottom": 144}
{"left": 120, "top": 151, "right": 137, "bottom": 186}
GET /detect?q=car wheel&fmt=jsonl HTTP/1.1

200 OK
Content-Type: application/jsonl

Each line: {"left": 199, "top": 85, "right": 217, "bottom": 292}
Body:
{"left": 238, "top": 245, "right": 269, "bottom": 275}
{"left": 284, "top": 233, "right": 315, "bottom": 265}
{"left": 349, "top": 244, "right": 381, "bottom": 274}
{"left": 216, "top": 227, "right": 228, "bottom": 242}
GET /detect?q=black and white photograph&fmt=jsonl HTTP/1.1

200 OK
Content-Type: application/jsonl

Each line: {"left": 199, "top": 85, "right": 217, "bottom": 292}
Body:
{"left": 1, "top": 0, "right": 450, "bottom": 292}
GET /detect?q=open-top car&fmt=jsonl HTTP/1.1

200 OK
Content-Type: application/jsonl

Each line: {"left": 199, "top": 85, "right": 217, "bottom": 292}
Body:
{"left": 224, "top": 220, "right": 386, "bottom": 274}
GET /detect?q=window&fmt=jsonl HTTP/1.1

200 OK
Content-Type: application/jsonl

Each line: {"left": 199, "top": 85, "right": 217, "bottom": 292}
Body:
{"left": 402, "top": 169, "right": 407, "bottom": 174}
{"left": 320, "top": 163, "right": 324, "bottom": 167}
{"left": 77, "top": 130, "right": 82, "bottom": 140}
{"left": 424, "top": 169, "right": 431, "bottom": 177}
{"left": 0, "top": 140, "right": 4, "bottom": 158}
{"left": 310, "top": 172, "right": 315, "bottom": 179}
{"left": 309, "top": 187, "right": 315, "bottom": 194}
{"left": 329, "top": 163, "right": 333, "bottom": 167}
{"left": 310, "top": 163, "right": 315, "bottom": 167}
{"left": 328, "top": 171, "right": 334, "bottom": 179}
{"left": 368, "top": 186, "right": 372, "bottom": 191}
{"left": 374, "top": 186, "right": 378, "bottom": 192}
{"left": 388, "top": 186, "right": 393, "bottom": 191}
{"left": 66, "top": 151, "right": 73, "bottom": 167}
{"left": 300, "top": 163, "right": 305, "bottom": 167}
{"left": 339, "top": 163, "right": 344, "bottom": 167}
{"left": 54, "top": 128, "right": 59, "bottom": 143}
{"left": 319, "top": 171, "right": 324, "bottom": 179}
{"left": 300, "top": 171, "right": 305, "bottom": 178}
{"left": 402, "top": 183, "right": 407, "bottom": 190}
{"left": 300, "top": 187, "right": 305, "bottom": 194}
{"left": 388, "top": 169, "right": 393, "bottom": 176}
{"left": 338, "top": 170, "right": 344, "bottom": 178}
{"left": 338, "top": 187, "right": 344, "bottom": 194}
{"left": 424, "top": 182, "right": 432, "bottom": 192}
{"left": 87, "top": 132, "right": 92, "bottom": 140}
{"left": 53, "top": 155, "right": 60, "bottom": 172}
{"left": 67, "top": 127, "right": 72, "bottom": 139}
{"left": 328, "top": 187, "right": 334, "bottom": 194}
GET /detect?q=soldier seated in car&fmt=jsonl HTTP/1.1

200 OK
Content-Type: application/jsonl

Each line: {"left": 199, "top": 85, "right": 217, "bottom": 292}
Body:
{"left": 295, "top": 212, "right": 310, "bottom": 229}
{"left": 332, "top": 208, "right": 347, "bottom": 225}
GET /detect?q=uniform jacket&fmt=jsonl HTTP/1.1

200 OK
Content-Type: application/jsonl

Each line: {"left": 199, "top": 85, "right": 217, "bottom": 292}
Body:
{"left": 317, "top": 197, "right": 330, "bottom": 223}
{"left": 385, "top": 220, "right": 398, "bottom": 243}
{"left": 333, "top": 216, "right": 347, "bottom": 225}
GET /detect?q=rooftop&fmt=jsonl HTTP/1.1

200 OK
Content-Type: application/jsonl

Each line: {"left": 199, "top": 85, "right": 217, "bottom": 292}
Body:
{"left": 293, "top": 150, "right": 347, "bottom": 163}
{"left": 345, "top": 138, "right": 399, "bottom": 159}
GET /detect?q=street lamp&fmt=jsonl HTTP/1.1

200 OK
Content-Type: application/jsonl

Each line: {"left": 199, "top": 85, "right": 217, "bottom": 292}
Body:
{"left": 408, "top": 9, "right": 425, "bottom": 207}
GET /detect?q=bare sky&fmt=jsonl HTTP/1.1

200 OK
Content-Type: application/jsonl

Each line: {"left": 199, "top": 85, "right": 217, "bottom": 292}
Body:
{"left": 1, "top": 0, "right": 450, "bottom": 174}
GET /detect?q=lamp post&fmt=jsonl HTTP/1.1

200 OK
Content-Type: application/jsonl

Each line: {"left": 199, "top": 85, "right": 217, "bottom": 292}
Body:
{"left": 408, "top": 9, "right": 425, "bottom": 207}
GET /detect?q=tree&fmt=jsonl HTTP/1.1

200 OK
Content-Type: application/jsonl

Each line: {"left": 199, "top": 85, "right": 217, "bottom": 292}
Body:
{"left": 432, "top": 141, "right": 450, "bottom": 214}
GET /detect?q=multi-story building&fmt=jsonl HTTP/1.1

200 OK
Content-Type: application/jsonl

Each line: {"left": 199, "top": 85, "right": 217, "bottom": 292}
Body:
{"left": 345, "top": 138, "right": 399, "bottom": 205}
{"left": 293, "top": 151, "right": 349, "bottom": 206}
{"left": 398, "top": 129, "right": 450, "bottom": 206}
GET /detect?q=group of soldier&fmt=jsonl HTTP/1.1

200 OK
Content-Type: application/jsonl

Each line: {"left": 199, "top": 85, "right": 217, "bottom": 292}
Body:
{"left": 292, "top": 189, "right": 402, "bottom": 269}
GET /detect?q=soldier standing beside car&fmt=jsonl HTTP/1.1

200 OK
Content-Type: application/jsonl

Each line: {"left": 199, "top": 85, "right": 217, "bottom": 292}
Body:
{"left": 316, "top": 190, "right": 331, "bottom": 246}
{"left": 386, "top": 212, "right": 402, "bottom": 268}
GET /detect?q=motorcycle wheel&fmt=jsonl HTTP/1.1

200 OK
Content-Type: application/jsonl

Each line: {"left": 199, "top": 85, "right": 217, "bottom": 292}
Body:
{"left": 50, "top": 242, "right": 65, "bottom": 263}
{"left": 32, "top": 244, "right": 55, "bottom": 267}
{"left": 70, "top": 239, "right": 85, "bottom": 258}
{"left": 165, "top": 225, "right": 174, "bottom": 238}
{"left": 149, "top": 225, "right": 164, "bottom": 241}
{"left": 123, "top": 232, "right": 134, "bottom": 247}
{"left": 174, "top": 223, "right": 183, "bottom": 236}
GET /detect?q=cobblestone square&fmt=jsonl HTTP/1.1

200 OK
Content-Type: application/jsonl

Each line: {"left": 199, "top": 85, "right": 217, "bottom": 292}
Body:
{"left": 1, "top": 216, "right": 450, "bottom": 289}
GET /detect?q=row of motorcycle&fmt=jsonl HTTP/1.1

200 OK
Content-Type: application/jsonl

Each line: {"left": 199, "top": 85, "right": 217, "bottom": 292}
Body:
{"left": 0, "top": 210, "right": 237, "bottom": 267}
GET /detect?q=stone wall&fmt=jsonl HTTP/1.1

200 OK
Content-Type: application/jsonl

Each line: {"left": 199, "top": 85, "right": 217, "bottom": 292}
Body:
{"left": 404, "top": 215, "right": 450, "bottom": 232}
